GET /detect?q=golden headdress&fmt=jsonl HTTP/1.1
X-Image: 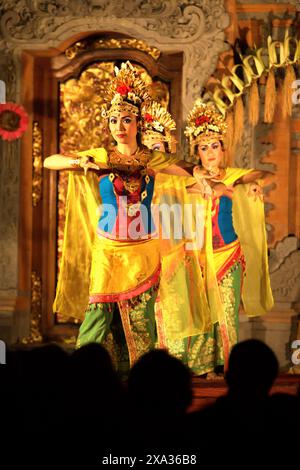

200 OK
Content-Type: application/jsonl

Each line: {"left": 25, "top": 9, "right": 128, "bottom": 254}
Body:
{"left": 141, "top": 101, "right": 176, "bottom": 152}
{"left": 101, "top": 61, "right": 152, "bottom": 118}
{"left": 185, "top": 99, "right": 227, "bottom": 155}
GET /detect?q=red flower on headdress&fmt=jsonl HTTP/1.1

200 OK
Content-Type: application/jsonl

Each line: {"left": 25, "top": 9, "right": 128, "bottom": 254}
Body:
{"left": 0, "top": 102, "right": 29, "bottom": 141}
{"left": 144, "top": 113, "right": 154, "bottom": 123}
{"left": 116, "top": 83, "right": 132, "bottom": 96}
{"left": 195, "top": 115, "right": 210, "bottom": 126}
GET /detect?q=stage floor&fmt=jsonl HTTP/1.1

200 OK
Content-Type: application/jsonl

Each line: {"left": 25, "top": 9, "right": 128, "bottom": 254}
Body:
{"left": 189, "top": 374, "right": 300, "bottom": 412}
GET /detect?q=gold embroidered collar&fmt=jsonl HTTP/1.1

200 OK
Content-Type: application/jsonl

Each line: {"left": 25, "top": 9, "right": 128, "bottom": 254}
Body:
{"left": 108, "top": 146, "right": 151, "bottom": 172}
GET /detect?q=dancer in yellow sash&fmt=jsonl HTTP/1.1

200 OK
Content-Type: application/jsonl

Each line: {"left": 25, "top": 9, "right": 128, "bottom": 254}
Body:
{"left": 156, "top": 100, "right": 274, "bottom": 378}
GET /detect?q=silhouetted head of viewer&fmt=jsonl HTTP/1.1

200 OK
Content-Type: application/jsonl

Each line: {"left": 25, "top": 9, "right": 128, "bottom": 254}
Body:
{"left": 225, "top": 339, "right": 279, "bottom": 399}
{"left": 128, "top": 349, "right": 193, "bottom": 417}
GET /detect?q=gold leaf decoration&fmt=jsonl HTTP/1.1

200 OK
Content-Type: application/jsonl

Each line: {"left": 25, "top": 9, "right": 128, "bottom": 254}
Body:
{"left": 65, "top": 38, "right": 161, "bottom": 61}
{"left": 32, "top": 121, "right": 43, "bottom": 207}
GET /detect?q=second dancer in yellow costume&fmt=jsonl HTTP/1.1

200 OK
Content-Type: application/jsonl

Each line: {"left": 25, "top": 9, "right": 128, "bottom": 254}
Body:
{"left": 154, "top": 100, "right": 274, "bottom": 377}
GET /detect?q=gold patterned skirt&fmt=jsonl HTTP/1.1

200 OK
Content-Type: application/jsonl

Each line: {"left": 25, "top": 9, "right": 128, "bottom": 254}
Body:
{"left": 156, "top": 243, "right": 244, "bottom": 375}
{"left": 89, "top": 235, "right": 160, "bottom": 302}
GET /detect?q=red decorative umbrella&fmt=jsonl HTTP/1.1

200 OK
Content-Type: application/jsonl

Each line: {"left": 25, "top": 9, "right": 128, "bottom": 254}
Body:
{"left": 0, "top": 102, "right": 29, "bottom": 141}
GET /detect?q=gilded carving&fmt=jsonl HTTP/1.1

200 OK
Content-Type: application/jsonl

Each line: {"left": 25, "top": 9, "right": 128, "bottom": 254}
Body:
{"left": 64, "top": 41, "right": 87, "bottom": 60}
{"left": 21, "top": 271, "right": 43, "bottom": 344}
{"left": 32, "top": 121, "right": 43, "bottom": 207}
{"left": 65, "top": 38, "right": 161, "bottom": 61}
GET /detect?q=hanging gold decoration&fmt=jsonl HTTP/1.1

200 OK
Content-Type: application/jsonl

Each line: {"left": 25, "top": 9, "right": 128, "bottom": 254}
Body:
{"left": 233, "top": 96, "right": 244, "bottom": 145}
{"left": 248, "top": 80, "right": 260, "bottom": 126}
{"left": 209, "top": 30, "right": 300, "bottom": 119}
{"left": 264, "top": 68, "right": 277, "bottom": 123}
{"left": 225, "top": 110, "right": 234, "bottom": 154}
{"left": 282, "top": 63, "right": 297, "bottom": 117}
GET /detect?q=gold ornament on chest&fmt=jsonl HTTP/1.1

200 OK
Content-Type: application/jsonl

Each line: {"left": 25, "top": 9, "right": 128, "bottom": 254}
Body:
{"left": 108, "top": 147, "right": 152, "bottom": 215}
{"left": 204, "top": 166, "right": 226, "bottom": 180}
{"left": 123, "top": 176, "right": 142, "bottom": 194}
{"left": 108, "top": 146, "right": 150, "bottom": 172}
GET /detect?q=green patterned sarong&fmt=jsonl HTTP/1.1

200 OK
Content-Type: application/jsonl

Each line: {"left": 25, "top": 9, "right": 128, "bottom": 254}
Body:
{"left": 158, "top": 262, "right": 242, "bottom": 375}
{"left": 77, "top": 284, "right": 159, "bottom": 375}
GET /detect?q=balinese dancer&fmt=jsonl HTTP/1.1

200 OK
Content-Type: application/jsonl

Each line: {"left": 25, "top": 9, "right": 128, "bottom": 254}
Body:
{"left": 156, "top": 99, "right": 274, "bottom": 378}
{"left": 43, "top": 61, "right": 188, "bottom": 374}
{"left": 141, "top": 100, "right": 177, "bottom": 153}
{"left": 44, "top": 62, "right": 210, "bottom": 374}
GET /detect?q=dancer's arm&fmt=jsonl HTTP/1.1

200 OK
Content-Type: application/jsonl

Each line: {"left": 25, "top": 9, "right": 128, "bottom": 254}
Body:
{"left": 44, "top": 153, "right": 106, "bottom": 174}
{"left": 233, "top": 169, "right": 274, "bottom": 201}
{"left": 233, "top": 169, "right": 273, "bottom": 186}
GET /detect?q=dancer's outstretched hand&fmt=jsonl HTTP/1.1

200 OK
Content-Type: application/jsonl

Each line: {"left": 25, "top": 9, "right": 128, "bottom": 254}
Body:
{"left": 247, "top": 182, "right": 263, "bottom": 201}
{"left": 79, "top": 155, "right": 100, "bottom": 175}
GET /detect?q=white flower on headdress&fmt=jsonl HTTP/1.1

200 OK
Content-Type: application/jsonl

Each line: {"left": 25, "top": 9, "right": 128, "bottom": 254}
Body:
{"left": 208, "top": 124, "right": 220, "bottom": 132}
{"left": 121, "top": 61, "right": 133, "bottom": 71}
{"left": 194, "top": 127, "right": 204, "bottom": 136}
{"left": 127, "top": 92, "right": 141, "bottom": 104}
{"left": 153, "top": 121, "right": 164, "bottom": 132}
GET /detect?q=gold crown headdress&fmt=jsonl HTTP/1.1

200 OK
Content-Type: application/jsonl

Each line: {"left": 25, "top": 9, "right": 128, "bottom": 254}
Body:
{"left": 101, "top": 61, "right": 152, "bottom": 118}
{"left": 141, "top": 101, "right": 176, "bottom": 152}
{"left": 185, "top": 99, "right": 227, "bottom": 155}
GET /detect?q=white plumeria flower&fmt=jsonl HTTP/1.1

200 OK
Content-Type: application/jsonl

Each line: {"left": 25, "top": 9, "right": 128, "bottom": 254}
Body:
{"left": 153, "top": 121, "right": 164, "bottom": 132}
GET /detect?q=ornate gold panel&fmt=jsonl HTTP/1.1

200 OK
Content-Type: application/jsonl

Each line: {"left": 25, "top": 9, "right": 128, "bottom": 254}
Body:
{"left": 22, "top": 271, "right": 43, "bottom": 344}
{"left": 65, "top": 38, "right": 161, "bottom": 61}
{"left": 32, "top": 121, "right": 43, "bottom": 207}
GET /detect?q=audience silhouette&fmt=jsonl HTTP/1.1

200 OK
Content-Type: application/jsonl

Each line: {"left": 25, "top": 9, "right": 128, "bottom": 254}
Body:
{"left": 0, "top": 339, "right": 299, "bottom": 467}
{"left": 184, "top": 339, "right": 298, "bottom": 465}
{"left": 127, "top": 349, "right": 193, "bottom": 453}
